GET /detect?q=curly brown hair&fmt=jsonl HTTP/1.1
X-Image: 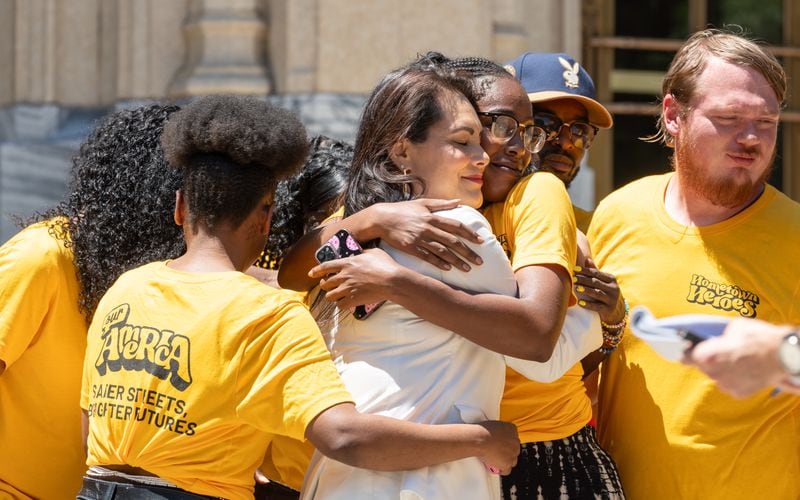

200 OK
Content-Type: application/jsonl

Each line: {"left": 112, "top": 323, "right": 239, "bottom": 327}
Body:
{"left": 30, "top": 103, "right": 184, "bottom": 323}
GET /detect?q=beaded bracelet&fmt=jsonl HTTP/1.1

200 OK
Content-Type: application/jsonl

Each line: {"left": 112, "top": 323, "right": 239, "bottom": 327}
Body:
{"left": 600, "top": 299, "right": 629, "bottom": 331}
{"left": 599, "top": 328, "right": 624, "bottom": 353}
{"left": 599, "top": 300, "right": 628, "bottom": 354}
{"left": 599, "top": 329, "right": 624, "bottom": 354}
{"left": 599, "top": 345, "right": 619, "bottom": 355}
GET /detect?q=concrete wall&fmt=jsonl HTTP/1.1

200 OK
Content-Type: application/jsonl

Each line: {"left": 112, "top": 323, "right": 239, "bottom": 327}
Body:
{"left": 0, "top": 0, "right": 584, "bottom": 242}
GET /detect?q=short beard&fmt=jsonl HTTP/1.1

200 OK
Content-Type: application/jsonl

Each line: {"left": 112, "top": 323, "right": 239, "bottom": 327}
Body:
{"left": 563, "top": 164, "right": 579, "bottom": 188}
{"left": 537, "top": 147, "right": 580, "bottom": 188}
{"left": 674, "top": 139, "right": 774, "bottom": 209}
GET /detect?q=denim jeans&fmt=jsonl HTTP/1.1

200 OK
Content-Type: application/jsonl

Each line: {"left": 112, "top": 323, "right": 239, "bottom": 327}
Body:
{"left": 76, "top": 477, "right": 219, "bottom": 500}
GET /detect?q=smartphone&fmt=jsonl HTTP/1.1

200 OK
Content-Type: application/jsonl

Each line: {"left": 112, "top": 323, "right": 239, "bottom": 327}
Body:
{"left": 315, "top": 229, "right": 385, "bottom": 320}
{"left": 315, "top": 229, "right": 363, "bottom": 263}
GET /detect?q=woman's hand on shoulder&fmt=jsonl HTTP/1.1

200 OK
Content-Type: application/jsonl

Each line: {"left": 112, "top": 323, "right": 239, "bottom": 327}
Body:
{"left": 372, "top": 199, "right": 484, "bottom": 272}
{"left": 573, "top": 257, "right": 626, "bottom": 325}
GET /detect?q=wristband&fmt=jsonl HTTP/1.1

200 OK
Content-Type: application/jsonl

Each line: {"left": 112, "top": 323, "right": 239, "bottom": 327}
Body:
{"left": 601, "top": 299, "right": 629, "bottom": 330}
{"left": 599, "top": 300, "right": 628, "bottom": 354}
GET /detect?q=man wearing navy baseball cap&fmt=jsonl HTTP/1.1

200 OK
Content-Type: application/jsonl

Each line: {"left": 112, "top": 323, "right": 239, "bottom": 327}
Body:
{"left": 505, "top": 52, "right": 613, "bottom": 232}
{"left": 498, "top": 52, "right": 626, "bottom": 500}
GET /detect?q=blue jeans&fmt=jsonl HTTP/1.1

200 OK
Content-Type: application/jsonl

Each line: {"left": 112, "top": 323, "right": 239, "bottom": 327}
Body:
{"left": 76, "top": 477, "right": 219, "bottom": 500}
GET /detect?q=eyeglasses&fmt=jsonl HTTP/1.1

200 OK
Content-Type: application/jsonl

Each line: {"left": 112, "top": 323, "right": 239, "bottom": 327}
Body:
{"left": 534, "top": 112, "right": 599, "bottom": 150}
{"left": 477, "top": 112, "right": 546, "bottom": 154}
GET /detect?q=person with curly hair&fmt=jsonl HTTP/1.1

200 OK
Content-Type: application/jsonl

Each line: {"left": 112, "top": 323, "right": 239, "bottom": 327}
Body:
{"left": 0, "top": 103, "right": 183, "bottom": 499}
{"left": 78, "top": 94, "right": 519, "bottom": 500}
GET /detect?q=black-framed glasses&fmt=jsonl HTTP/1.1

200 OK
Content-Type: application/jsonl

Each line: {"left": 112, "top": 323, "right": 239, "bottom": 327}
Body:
{"left": 534, "top": 112, "right": 599, "bottom": 150}
{"left": 477, "top": 112, "right": 546, "bottom": 154}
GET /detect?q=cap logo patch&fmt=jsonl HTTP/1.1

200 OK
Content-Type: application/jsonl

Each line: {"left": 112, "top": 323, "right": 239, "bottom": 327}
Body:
{"left": 559, "top": 57, "right": 580, "bottom": 89}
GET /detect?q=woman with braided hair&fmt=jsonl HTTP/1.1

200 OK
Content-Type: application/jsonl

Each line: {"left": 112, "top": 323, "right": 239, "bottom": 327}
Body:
{"left": 441, "top": 53, "right": 625, "bottom": 500}
{"left": 0, "top": 103, "right": 183, "bottom": 499}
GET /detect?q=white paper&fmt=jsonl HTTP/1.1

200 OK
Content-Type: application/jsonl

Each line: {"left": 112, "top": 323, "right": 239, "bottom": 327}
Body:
{"left": 629, "top": 306, "right": 729, "bottom": 361}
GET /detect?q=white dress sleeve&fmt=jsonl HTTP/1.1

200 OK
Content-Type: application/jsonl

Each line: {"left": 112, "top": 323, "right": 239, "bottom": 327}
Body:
{"left": 382, "top": 206, "right": 517, "bottom": 297}
{"left": 504, "top": 306, "right": 602, "bottom": 382}
{"left": 382, "top": 205, "right": 602, "bottom": 382}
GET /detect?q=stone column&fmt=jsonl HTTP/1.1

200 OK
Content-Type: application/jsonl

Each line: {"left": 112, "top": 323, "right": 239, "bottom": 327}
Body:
{"left": 491, "top": 0, "right": 529, "bottom": 63}
{"left": 168, "top": 0, "right": 272, "bottom": 97}
{"left": 115, "top": 0, "right": 187, "bottom": 101}
{"left": 0, "top": 0, "right": 14, "bottom": 107}
{"left": 268, "top": 0, "right": 318, "bottom": 93}
{"left": 14, "top": 0, "right": 58, "bottom": 104}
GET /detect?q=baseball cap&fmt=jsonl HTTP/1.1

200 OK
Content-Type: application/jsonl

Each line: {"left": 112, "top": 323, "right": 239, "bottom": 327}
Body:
{"left": 505, "top": 52, "right": 613, "bottom": 128}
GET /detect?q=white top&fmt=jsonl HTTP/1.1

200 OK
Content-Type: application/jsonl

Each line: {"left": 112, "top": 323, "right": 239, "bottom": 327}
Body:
{"left": 301, "top": 206, "right": 601, "bottom": 500}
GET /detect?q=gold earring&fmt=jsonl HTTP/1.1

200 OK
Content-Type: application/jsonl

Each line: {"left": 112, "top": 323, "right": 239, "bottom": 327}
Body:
{"left": 402, "top": 168, "right": 411, "bottom": 197}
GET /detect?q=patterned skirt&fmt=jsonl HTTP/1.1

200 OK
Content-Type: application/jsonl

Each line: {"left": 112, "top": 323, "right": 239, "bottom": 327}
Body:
{"left": 501, "top": 425, "right": 624, "bottom": 500}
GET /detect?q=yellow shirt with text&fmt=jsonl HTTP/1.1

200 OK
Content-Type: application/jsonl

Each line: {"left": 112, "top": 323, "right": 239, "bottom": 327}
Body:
{"left": 588, "top": 173, "right": 800, "bottom": 499}
{"left": 0, "top": 219, "right": 87, "bottom": 499}
{"left": 81, "top": 262, "right": 352, "bottom": 500}
{"left": 484, "top": 172, "right": 589, "bottom": 442}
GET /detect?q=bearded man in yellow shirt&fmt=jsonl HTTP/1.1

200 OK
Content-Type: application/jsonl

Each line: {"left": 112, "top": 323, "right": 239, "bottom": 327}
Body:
{"left": 588, "top": 28, "right": 800, "bottom": 499}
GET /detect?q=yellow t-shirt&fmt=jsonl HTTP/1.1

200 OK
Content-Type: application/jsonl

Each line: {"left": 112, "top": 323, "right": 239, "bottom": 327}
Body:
{"left": 257, "top": 286, "right": 319, "bottom": 492}
{"left": 0, "top": 219, "right": 87, "bottom": 499}
{"left": 588, "top": 173, "right": 800, "bottom": 499}
{"left": 256, "top": 207, "right": 343, "bottom": 490}
{"left": 573, "top": 205, "right": 593, "bottom": 234}
{"left": 81, "top": 262, "right": 353, "bottom": 500}
{"left": 484, "top": 172, "right": 589, "bottom": 442}
{"left": 259, "top": 436, "right": 315, "bottom": 492}
{"left": 323, "top": 206, "right": 345, "bottom": 223}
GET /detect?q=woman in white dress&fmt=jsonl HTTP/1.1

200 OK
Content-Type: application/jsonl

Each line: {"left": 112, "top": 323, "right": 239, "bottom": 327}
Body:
{"left": 300, "top": 61, "right": 600, "bottom": 499}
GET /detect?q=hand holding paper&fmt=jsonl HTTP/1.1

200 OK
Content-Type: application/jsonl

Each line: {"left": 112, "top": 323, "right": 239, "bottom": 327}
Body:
{"left": 689, "top": 317, "right": 798, "bottom": 398}
{"left": 629, "top": 306, "right": 729, "bottom": 362}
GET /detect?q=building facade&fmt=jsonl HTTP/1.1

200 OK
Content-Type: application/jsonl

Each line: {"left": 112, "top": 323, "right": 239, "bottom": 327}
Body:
{"left": 1, "top": 0, "right": 797, "bottom": 241}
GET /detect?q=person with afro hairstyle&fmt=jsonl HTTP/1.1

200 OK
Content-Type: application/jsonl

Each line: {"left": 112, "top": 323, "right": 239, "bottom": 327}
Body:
{"left": 78, "top": 94, "right": 520, "bottom": 500}
{"left": 0, "top": 103, "right": 182, "bottom": 500}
